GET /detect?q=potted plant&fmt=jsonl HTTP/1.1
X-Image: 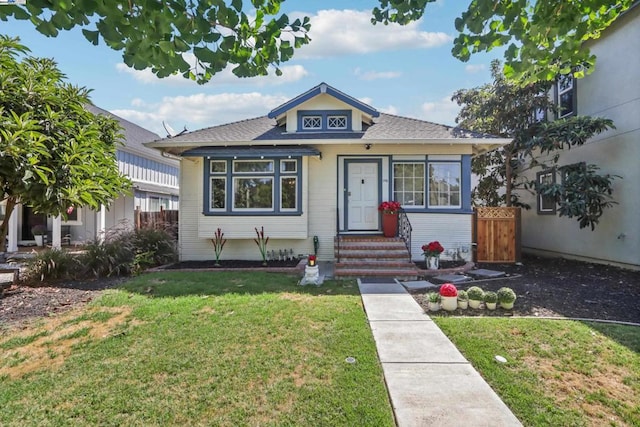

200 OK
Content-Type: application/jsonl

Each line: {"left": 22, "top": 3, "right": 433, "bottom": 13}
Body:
{"left": 467, "top": 286, "right": 484, "bottom": 309}
{"left": 439, "top": 283, "right": 458, "bottom": 311}
{"left": 457, "top": 289, "right": 469, "bottom": 309}
{"left": 421, "top": 240, "right": 444, "bottom": 270}
{"left": 378, "top": 201, "right": 402, "bottom": 237}
{"left": 497, "top": 287, "right": 517, "bottom": 309}
{"left": 427, "top": 292, "right": 440, "bottom": 312}
{"left": 484, "top": 291, "right": 498, "bottom": 310}
{"left": 31, "top": 224, "right": 47, "bottom": 247}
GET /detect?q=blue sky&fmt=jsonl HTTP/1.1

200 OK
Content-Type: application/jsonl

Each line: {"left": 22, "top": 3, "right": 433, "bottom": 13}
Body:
{"left": 2, "top": 1, "right": 502, "bottom": 137}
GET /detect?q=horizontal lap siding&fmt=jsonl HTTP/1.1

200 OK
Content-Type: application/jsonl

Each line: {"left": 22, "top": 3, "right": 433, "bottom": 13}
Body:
{"left": 408, "top": 213, "right": 473, "bottom": 262}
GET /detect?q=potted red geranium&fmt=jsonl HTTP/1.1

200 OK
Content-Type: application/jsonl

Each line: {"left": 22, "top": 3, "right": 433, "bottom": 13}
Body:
{"left": 439, "top": 283, "right": 458, "bottom": 311}
{"left": 422, "top": 241, "right": 444, "bottom": 270}
{"left": 378, "top": 201, "right": 402, "bottom": 237}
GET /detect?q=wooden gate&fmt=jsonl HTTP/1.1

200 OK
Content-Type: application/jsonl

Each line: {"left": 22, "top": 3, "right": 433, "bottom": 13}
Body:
{"left": 472, "top": 207, "right": 521, "bottom": 263}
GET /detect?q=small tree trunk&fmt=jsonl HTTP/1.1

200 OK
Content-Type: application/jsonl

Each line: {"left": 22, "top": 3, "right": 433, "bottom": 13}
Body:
{"left": 0, "top": 197, "right": 17, "bottom": 253}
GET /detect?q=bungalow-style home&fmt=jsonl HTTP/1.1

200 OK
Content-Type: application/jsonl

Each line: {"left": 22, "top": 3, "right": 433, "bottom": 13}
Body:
{"left": 2, "top": 105, "right": 179, "bottom": 251}
{"left": 519, "top": 3, "right": 640, "bottom": 270}
{"left": 148, "top": 83, "right": 509, "bottom": 277}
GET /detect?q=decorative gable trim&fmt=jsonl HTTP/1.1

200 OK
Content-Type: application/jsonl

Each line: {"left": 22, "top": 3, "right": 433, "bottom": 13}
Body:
{"left": 267, "top": 82, "right": 379, "bottom": 119}
{"left": 297, "top": 110, "right": 353, "bottom": 132}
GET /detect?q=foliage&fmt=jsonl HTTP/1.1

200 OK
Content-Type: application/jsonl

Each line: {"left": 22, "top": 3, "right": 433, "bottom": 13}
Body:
{"left": 378, "top": 201, "right": 402, "bottom": 214}
{"left": 3, "top": 1, "right": 632, "bottom": 84}
{"left": 497, "top": 287, "right": 517, "bottom": 304}
{"left": 254, "top": 226, "right": 269, "bottom": 266}
{"left": 373, "top": 0, "right": 635, "bottom": 84}
{"left": 210, "top": 227, "right": 227, "bottom": 266}
{"left": 23, "top": 249, "right": 79, "bottom": 283}
{"left": 454, "top": 61, "right": 617, "bottom": 230}
{"left": 466, "top": 286, "right": 484, "bottom": 301}
{"left": 133, "top": 228, "right": 178, "bottom": 267}
{"left": 422, "top": 241, "right": 444, "bottom": 258}
{"left": 439, "top": 283, "right": 458, "bottom": 297}
{"left": 457, "top": 290, "right": 468, "bottom": 301}
{"left": 0, "top": 0, "right": 311, "bottom": 84}
{"left": 0, "top": 36, "right": 131, "bottom": 252}
{"left": 427, "top": 292, "right": 440, "bottom": 303}
{"left": 483, "top": 291, "right": 498, "bottom": 304}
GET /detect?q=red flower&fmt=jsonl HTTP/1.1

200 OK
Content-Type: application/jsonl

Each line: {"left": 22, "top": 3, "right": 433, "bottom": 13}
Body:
{"left": 378, "top": 201, "right": 402, "bottom": 214}
{"left": 422, "top": 241, "right": 444, "bottom": 257}
{"left": 439, "top": 283, "right": 458, "bottom": 297}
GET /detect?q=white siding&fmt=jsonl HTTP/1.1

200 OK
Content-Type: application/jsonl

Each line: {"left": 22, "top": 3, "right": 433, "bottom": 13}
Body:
{"left": 408, "top": 213, "right": 473, "bottom": 262}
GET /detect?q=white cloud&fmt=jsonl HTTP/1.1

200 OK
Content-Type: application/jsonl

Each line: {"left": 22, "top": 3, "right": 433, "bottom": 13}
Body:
{"left": 294, "top": 9, "right": 452, "bottom": 58}
{"left": 354, "top": 67, "right": 402, "bottom": 81}
{"left": 112, "top": 92, "right": 289, "bottom": 135}
{"left": 116, "top": 61, "right": 308, "bottom": 86}
{"left": 378, "top": 105, "right": 399, "bottom": 115}
{"left": 420, "top": 96, "right": 460, "bottom": 126}
{"left": 464, "top": 64, "right": 485, "bottom": 74}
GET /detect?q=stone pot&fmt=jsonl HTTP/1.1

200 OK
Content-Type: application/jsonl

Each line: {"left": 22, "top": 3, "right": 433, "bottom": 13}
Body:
{"left": 468, "top": 299, "right": 482, "bottom": 309}
{"left": 441, "top": 296, "right": 458, "bottom": 311}
{"left": 457, "top": 299, "right": 468, "bottom": 309}
{"left": 486, "top": 302, "right": 497, "bottom": 310}
{"left": 428, "top": 301, "right": 440, "bottom": 312}
{"left": 426, "top": 256, "right": 439, "bottom": 270}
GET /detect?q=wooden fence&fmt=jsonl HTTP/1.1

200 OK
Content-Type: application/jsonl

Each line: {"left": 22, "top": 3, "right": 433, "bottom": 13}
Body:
{"left": 134, "top": 207, "right": 179, "bottom": 238}
{"left": 472, "top": 207, "right": 521, "bottom": 263}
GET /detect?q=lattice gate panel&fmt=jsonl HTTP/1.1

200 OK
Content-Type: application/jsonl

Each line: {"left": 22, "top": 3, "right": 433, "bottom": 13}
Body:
{"left": 473, "top": 207, "right": 521, "bottom": 263}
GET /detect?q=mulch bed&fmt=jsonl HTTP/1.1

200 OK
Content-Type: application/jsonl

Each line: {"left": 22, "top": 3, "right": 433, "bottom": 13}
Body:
{"left": 164, "top": 259, "right": 302, "bottom": 269}
{"left": 2, "top": 254, "right": 639, "bottom": 329}
{"left": 411, "top": 254, "right": 640, "bottom": 324}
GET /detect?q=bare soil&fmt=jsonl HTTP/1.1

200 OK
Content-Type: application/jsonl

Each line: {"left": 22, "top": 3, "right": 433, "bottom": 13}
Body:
{"left": 412, "top": 254, "right": 640, "bottom": 324}
{"left": 2, "top": 255, "right": 639, "bottom": 329}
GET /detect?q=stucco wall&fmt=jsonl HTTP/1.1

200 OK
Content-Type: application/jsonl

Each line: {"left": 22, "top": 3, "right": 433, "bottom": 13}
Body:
{"left": 520, "top": 6, "right": 640, "bottom": 269}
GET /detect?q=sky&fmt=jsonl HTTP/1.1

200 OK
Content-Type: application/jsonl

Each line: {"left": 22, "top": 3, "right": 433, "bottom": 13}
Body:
{"left": 1, "top": 0, "right": 502, "bottom": 137}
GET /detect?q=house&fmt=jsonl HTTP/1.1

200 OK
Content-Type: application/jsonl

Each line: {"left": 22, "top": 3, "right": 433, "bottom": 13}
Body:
{"left": 519, "top": 3, "right": 640, "bottom": 270}
{"left": 2, "top": 106, "right": 179, "bottom": 251}
{"left": 147, "top": 83, "right": 509, "bottom": 275}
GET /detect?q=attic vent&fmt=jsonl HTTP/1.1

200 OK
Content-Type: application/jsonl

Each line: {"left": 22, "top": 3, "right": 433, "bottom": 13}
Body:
{"left": 328, "top": 115, "right": 347, "bottom": 129}
{"left": 302, "top": 116, "right": 322, "bottom": 130}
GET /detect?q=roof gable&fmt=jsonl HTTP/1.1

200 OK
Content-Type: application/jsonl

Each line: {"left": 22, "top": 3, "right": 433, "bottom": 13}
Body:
{"left": 267, "top": 82, "right": 379, "bottom": 119}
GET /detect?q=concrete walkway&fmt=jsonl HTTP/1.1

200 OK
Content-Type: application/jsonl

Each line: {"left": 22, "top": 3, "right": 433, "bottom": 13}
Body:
{"left": 358, "top": 280, "right": 522, "bottom": 427}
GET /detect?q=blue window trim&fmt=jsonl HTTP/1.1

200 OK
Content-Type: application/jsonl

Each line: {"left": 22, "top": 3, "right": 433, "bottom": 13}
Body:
{"left": 389, "top": 155, "right": 472, "bottom": 214}
{"left": 297, "top": 110, "right": 352, "bottom": 132}
{"left": 203, "top": 157, "right": 303, "bottom": 216}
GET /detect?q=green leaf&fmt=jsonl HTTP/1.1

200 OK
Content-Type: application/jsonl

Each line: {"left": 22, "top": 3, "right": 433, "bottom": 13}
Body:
{"left": 82, "top": 29, "right": 99, "bottom": 45}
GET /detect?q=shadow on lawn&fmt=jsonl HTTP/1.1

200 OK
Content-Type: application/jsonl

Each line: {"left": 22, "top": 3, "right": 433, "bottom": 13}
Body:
{"left": 583, "top": 321, "right": 640, "bottom": 355}
{"left": 117, "top": 270, "right": 360, "bottom": 298}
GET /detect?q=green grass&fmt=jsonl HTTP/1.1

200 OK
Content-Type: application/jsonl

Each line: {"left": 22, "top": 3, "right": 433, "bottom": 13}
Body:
{"left": 434, "top": 317, "right": 640, "bottom": 426}
{"left": 0, "top": 272, "right": 394, "bottom": 426}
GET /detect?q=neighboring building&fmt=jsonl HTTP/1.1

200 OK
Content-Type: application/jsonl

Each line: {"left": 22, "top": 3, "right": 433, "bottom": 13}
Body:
{"left": 3, "top": 106, "right": 179, "bottom": 250}
{"left": 519, "top": 3, "right": 640, "bottom": 269}
{"left": 148, "top": 83, "right": 509, "bottom": 265}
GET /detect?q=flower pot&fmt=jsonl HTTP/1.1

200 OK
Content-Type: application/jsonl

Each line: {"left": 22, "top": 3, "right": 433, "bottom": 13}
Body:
{"left": 500, "top": 302, "right": 514, "bottom": 310}
{"left": 34, "top": 235, "right": 44, "bottom": 247}
{"left": 441, "top": 296, "right": 457, "bottom": 311}
{"left": 426, "top": 256, "right": 439, "bottom": 270}
{"left": 457, "top": 300, "right": 468, "bottom": 310}
{"left": 486, "top": 302, "right": 497, "bottom": 310}
{"left": 381, "top": 212, "right": 398, "bottom": 237}
{"left": 468, "top": 299, "right": 482, "bottom": 309}
{"left": 428, "top": 302, "right": 440, "bottom": 312}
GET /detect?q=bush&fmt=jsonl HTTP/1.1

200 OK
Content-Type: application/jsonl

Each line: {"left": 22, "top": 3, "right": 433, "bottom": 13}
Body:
{"left": 484, "top": 291, "right": 498, "bottom": 303}
{"left": 497, "top": 287, "right": 517, "bottom": 304}
{"left": 24, "top": 249, "right": 80, "bottom": 283}
{"left": 457, "top": 290, "right": 468, "bottom": 301}
{"left": 467, "top": 286, "right": 484, "bottom": 301}
{"left": 133, "top": 228, "right": 177, "bottom": 268}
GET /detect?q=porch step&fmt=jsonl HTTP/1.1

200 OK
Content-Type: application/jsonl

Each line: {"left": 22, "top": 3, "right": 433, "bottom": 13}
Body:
{"left": 334, "top": 236, "right": 419, "bottom": 280}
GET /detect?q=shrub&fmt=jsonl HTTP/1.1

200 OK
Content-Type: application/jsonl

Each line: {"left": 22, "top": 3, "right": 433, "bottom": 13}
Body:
{"left": 24, "top": 249, "right": 80, "bottom": 283}
{"left": 427, "top": 292, "right": 441, "bottom": 303}
{"left": 484, "top": 291, "right": 498, "bottom": 303}
{"left": 497, "top": 287, "right": 517, "bottom": 304}
{"left": 133, "top": 228, "right": 177, "bottom": 268}
{"left": 467, "top": 286, "right": 484, "bottom": 301}
{"left": 457, "top": 290, "right": 468, "bottom": 301}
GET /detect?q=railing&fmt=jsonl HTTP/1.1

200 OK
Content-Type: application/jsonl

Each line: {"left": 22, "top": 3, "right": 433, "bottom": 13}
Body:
{"left": 398, "top": 209, "right": 413, "bottom": 259}
{"left": 335, "top": 208, "right": 342, "bottom": 263}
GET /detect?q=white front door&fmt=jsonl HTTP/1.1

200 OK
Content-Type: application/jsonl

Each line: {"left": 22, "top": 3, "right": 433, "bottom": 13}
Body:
{"left": 346, "top": 161, "right": 379, "bottom": 230}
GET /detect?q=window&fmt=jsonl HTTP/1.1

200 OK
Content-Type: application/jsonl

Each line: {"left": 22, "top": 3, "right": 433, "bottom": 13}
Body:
{"left": 205, "top": 158, "right": 301, "bottom": 215}
{"left": 556, "top": 74, "right": 576, "bottom": 118}
{"left": 393, "top": 163, "right": 425, "bottom": 207}
{"left": 428, "top": 163, "right": 461, "bottom": 208}
{"left": 62, "top": 207, "right": 83, "bottom": 225}
{"left": 302, "top": 116, "right": 322, "bottom": 130}
{"left": 537, "top": 170, "right": 556, "bottom": 214}
{"left": 298, "top": 110, "right": 352, "bottom": 132}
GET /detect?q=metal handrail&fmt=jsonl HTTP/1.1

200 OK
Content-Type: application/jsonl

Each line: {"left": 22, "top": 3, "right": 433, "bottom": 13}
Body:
{"left": 335, "top": 208, "right": 341, "bottom": 263}
{"left": 398, "top": 209, "right": 413, "bottom": 259}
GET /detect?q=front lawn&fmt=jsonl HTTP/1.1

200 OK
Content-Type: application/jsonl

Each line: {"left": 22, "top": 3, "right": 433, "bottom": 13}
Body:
{"left": 435, "top": 318, "right": 640, "bottom": 426}
{"left": 0, "top": 272, "right": 394, "bottom": 426}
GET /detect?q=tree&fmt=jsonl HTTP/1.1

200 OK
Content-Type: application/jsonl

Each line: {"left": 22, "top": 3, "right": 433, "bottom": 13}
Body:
{"left": 0, "top": 36, "right": 131, "bottom": 252}
{"left": 453, "top": 60, "right": 617, "bottom": 230}
{"left": 0, "top": 1, "right": 633, "bottom": 84}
